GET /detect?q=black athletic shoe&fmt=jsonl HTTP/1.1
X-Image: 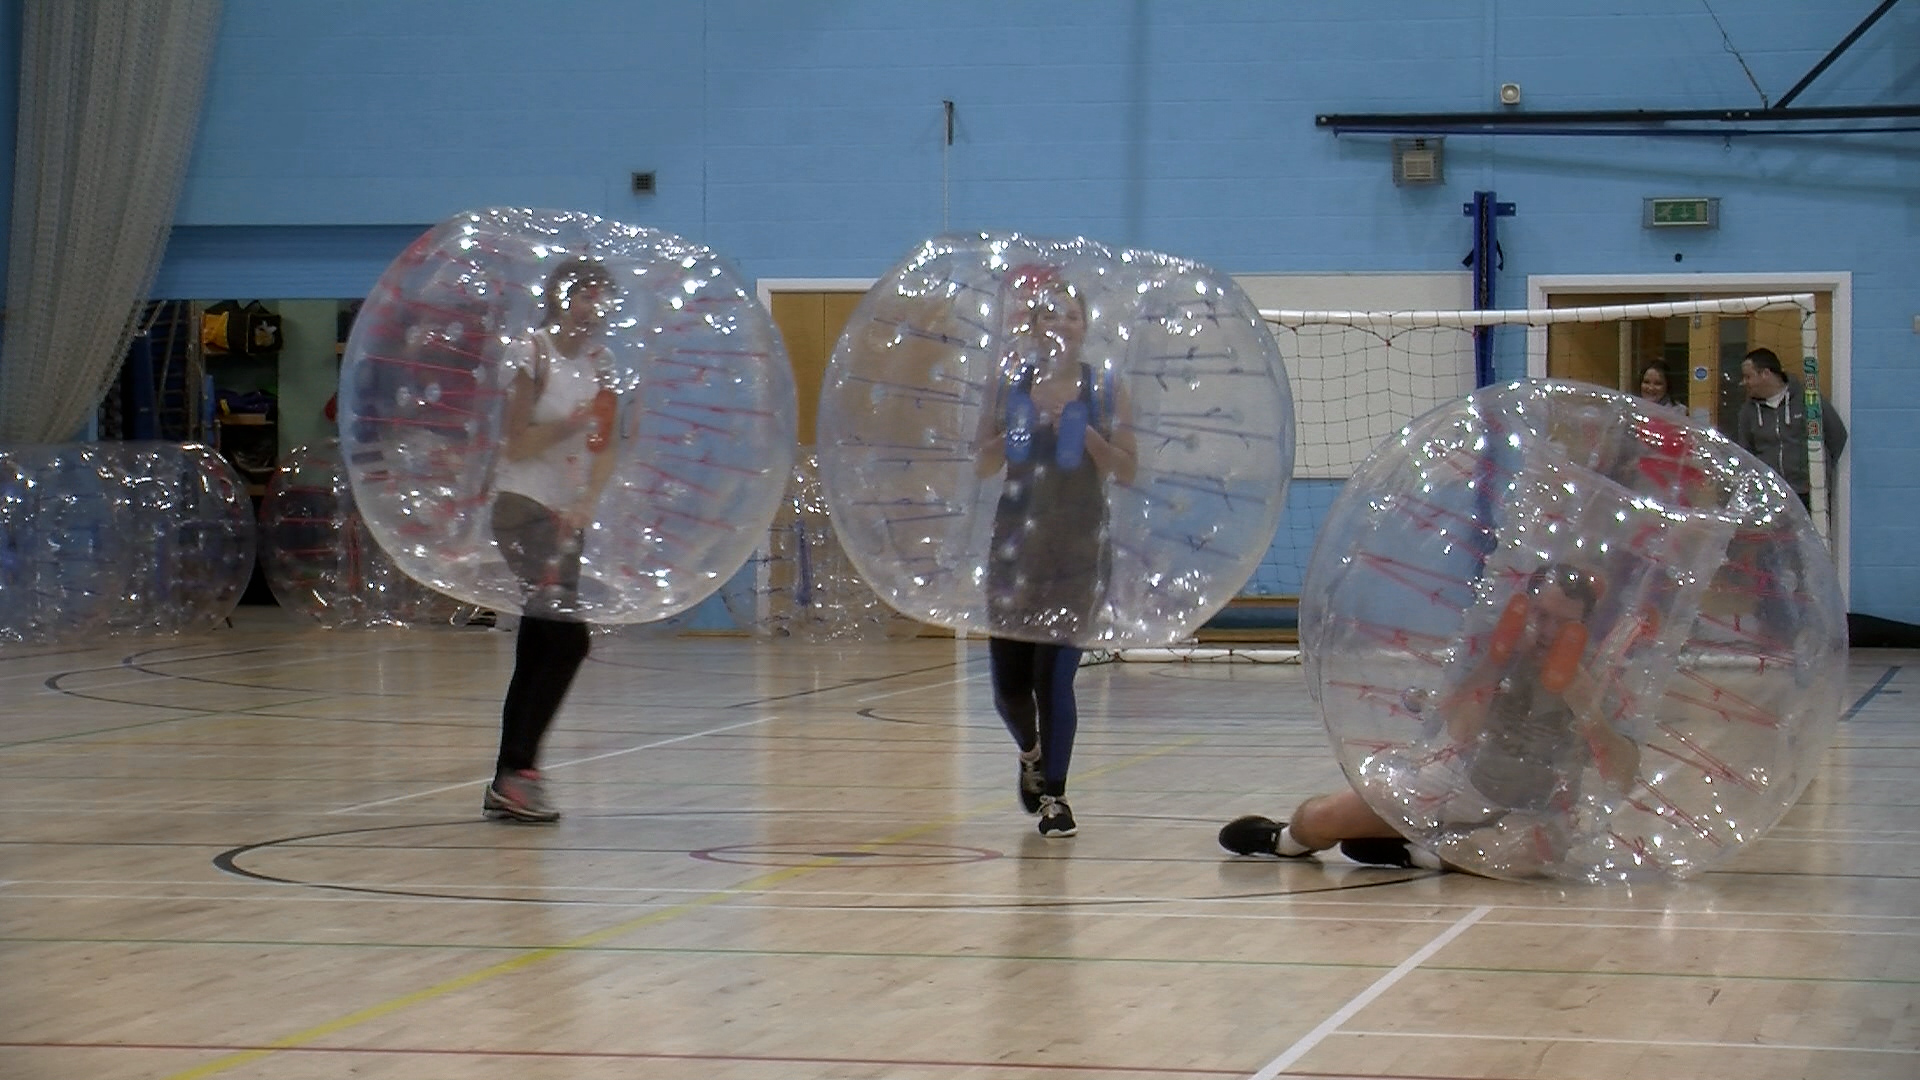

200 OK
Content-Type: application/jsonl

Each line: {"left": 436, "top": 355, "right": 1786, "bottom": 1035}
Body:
{"left": 1336, "top": 837, "right": 1419, "bottom": 867}
{"left": 1037, "top": 795, "right": 1077, "bottom": 837}
{"left": 1218, "top": 815, "right": 1302, "bottom": 857}
{"left": 1018, "top": 751, "right": 1045, "bottom": 815}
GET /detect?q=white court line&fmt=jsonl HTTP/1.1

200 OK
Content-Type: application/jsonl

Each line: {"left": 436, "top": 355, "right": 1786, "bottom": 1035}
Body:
{"left": 1249, "top": 904, "right": 1491, "bottom": 1080}
{"left": 856, "top": 669, "right": 984, "bottom": 703}
{"left": 1339, "top": 1028, "right": 1920, "bottom": 1057}
{"left": 327, "top": 715, "right": 781, "bottom": 813}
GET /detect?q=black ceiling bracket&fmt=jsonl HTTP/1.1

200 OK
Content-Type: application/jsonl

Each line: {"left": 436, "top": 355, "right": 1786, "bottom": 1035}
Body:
{"left": 1317, "top": 1, "right": 1916, "bottom": 138}
{"left": 1775, "top": 0, "right": 1903, "bottom": 110}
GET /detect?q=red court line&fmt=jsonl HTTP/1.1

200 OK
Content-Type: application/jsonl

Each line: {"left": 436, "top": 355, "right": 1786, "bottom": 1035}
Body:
{"left": 0, "top": 1041, "right": 1251, "bottom": 1076}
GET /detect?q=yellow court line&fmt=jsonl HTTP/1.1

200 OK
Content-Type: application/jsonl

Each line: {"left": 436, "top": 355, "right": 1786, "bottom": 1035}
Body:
{"left": 161, "top": 736, "right": 1201, "bottom": 1079}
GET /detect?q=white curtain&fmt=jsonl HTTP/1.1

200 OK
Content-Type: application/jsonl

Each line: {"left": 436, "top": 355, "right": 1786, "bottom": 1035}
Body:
{"left": 0, "top": 0, "right": 222, "bottom": 443}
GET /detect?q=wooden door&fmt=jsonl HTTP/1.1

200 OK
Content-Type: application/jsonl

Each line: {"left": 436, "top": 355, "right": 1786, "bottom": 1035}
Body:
{"left": 1546, "top": 300, "right": 1675, "bottom": 400}
{"left": 1547, "top": 291, "right": 1833, "bottom": 436}
{"left": 765, "top": 288, "right": 948, "bottom": 638}
{"left": 769, "top": 290, "right": 866, "bottom": 447}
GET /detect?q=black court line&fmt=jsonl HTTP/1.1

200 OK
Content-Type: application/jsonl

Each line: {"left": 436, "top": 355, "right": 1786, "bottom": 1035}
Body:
{"left": 115, "top": 646, "right": 502, "bottom": 704}
{"left": 212, "top": 820, "right": 620, "bottom": 905}
{"left": 51, "top": 639, "right": 971, "bottom": 717}
{"left": 722, "top": 655, "right": 990, "bottom": 710}
{"left": 212, "top": 816, "right": 1433, "bottom": 905}
{"left": 1845, "top": 665, "right": 1902, "bottom": 720}
{"left": 858, "top": 706, "right": 973, "bottom": 727}
{"left": 0, "top": 644, "right": 103, "bottom": 665}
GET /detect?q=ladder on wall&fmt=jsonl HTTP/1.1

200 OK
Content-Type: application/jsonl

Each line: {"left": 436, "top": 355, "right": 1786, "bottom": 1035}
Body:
{"left": 110, "top": 301, "right": 205, "bottom": 442}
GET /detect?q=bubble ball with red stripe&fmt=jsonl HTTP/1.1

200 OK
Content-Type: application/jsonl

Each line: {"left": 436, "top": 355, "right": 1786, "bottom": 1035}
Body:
{"left": 337, "top": 208, "right": 796, "bottom": 623}
{"left": 818, "top": 232, "right": 1295, "bottom": 649}
{"left": 1301, "top": 379, "right": 1845, "bottom": 883}
{"left": 259, "top": 439, "right": 477, "bottom": 629}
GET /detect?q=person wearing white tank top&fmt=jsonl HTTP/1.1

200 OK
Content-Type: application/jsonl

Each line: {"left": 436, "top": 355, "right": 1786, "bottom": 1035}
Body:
{"left": 483, "top": 256, "right": 621, "bottom": 822}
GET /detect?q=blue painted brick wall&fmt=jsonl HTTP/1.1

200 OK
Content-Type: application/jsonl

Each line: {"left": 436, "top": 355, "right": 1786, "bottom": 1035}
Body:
{"left": 6, "top": 0, "right": 1911, "bottom": 620}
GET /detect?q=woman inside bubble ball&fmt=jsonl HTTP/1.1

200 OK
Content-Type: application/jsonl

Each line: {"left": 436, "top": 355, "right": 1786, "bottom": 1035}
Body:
{"left": 973, "top": 268, "right": 1137, "bottom": 837}
{"left": 482, "top": 255, "right": 622, "bottom": 822}
{"left": 1219, "top": 563, "right": 1640, "bottom": 870}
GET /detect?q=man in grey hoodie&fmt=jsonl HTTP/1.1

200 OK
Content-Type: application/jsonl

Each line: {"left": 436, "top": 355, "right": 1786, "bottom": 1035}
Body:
{"left": 1734, "top": 347, "right": 1846, "bottom": 511}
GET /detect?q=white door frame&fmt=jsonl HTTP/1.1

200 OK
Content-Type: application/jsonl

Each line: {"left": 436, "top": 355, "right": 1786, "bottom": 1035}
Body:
{"left": 1526, "top": 271, "right": 1852, "bottom": 597}
{"left": 754, "top": 277, "right": 874, "bottom": 312}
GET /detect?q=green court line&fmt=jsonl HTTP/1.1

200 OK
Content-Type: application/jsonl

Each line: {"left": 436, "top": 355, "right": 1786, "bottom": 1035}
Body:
{"left": 9, "top": 935, "right": 1918, "bottom": 986}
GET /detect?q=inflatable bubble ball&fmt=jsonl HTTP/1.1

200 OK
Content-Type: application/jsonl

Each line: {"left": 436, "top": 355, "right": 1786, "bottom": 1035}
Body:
{"left": 260, "top": 440, "right": 478, "bottom": 628}
{"left": 818, "top": 232, "right": 1294, "bottom": 649}
{"left": 0, "top": 441, "right": 254, "bottom": 644}
{"left": 1301, "top": 379, "right": 1846, "bottom": 884}
{"left": 721, "top": 449, "right": 924, "bottom": 642}
{"left": 337, "top": 207, "right": 796, "bottom": 624}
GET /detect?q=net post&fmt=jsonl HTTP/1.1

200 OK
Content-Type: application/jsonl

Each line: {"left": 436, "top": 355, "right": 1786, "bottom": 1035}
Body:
{"left": 1799, "top": 298, "right": 1831, "bottom": 545}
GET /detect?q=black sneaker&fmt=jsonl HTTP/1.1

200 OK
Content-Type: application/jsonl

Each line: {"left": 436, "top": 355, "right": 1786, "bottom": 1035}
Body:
{"left": 1336, "top": 837, "right": 1417, "bottom": 867}
{"left": 1018, "top": 750, "right": 1045, "bottom": 815}
{"left": 1218, "top": 815, "right": 1310, "bottom": 858}
{"left": 1342, "top": 837, "right": 1452, "bottom": 870}
{"left": 1037, "top": 795, "right": 1077, "bottom": 837}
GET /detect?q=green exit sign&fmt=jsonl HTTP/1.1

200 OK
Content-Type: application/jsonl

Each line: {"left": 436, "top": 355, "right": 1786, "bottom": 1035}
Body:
{"left": 1643, "top": 196, "right": 1719, "bottom": 228}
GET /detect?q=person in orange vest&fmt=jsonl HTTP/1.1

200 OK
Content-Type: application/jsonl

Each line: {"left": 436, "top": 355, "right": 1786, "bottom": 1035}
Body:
{"left": 1220, "top": 564, "right": 1635, "bottom": 870}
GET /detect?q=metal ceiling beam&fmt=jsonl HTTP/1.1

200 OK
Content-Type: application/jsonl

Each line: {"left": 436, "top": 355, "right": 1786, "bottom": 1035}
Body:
{"left": 1321, "top": 1, "right": 1914, "bottom": 136}
{"left": 1317, "top": 103, "right": 1920, "bottom": 132}
{"left": 1776, "top": 0, "right": 1903, "bottom": 109}
{"left": 1323, "top": 124, "right": 1920, "bottom": 138}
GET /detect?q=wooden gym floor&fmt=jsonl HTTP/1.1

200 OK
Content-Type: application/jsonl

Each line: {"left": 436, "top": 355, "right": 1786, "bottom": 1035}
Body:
{"left": 1, "top": 610, "right": 1914, "bottom": 1079}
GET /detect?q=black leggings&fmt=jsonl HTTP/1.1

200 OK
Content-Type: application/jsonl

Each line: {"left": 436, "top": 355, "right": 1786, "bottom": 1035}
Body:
{"left": 988, "top": 637, "right": 1082, "bottom": 797}
{"left": 492, "top": 494, "right": 591, "bottom": 774}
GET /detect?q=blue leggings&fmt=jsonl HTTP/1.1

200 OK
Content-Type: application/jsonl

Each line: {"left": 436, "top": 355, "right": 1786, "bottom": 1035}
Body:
{"left": 988, "top": 637, "right": 1081, "bottom": 797}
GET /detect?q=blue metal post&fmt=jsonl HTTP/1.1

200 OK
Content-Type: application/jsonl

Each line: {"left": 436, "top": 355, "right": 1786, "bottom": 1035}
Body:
{"left": 1462, "top": 191, "right": 1516, "bottom": 577}
{"left": 1463, "top": 191, "right": 1515, "bottom": 387}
